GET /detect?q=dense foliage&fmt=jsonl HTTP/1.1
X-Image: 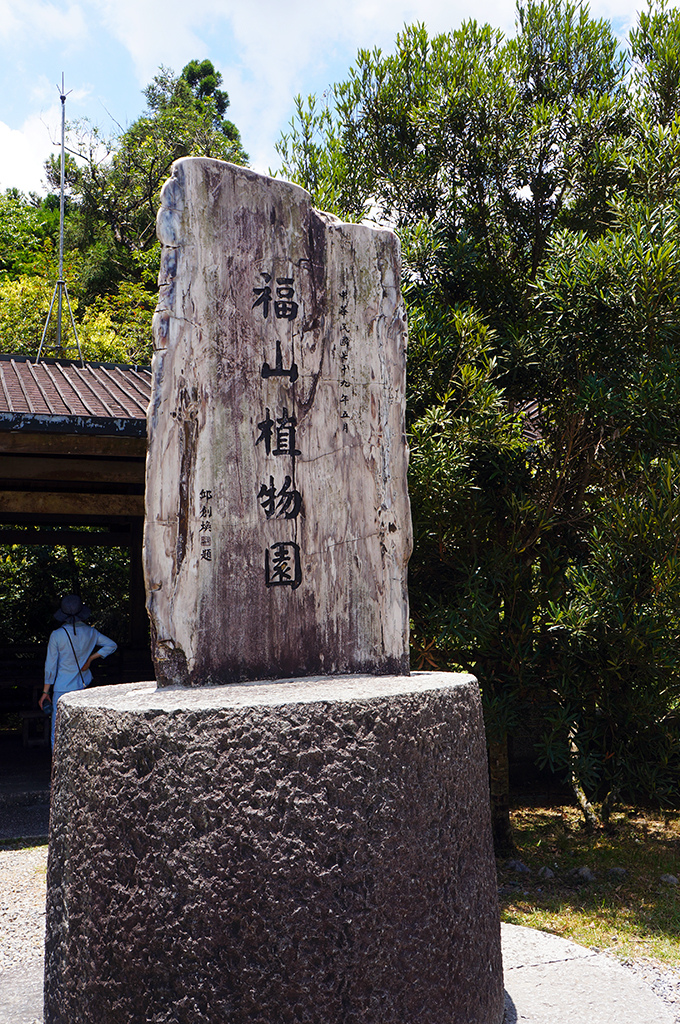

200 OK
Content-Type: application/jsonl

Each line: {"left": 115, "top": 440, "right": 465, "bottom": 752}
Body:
{"left": 0, "top": 59, "right": 247, "bottom": 365}
{"left": 276, "top": 0, "right": 680, "bottom": 847}
{"left": 0, "top": 61, "right": 246, "bottom": 678}
{"left": 0, "top": 538, "right": 131, "bottom": 648}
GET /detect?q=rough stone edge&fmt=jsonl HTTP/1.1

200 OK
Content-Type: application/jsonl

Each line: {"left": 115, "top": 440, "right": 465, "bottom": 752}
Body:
{"left": 59, "top": 671, "right": 476, "bottom": 714}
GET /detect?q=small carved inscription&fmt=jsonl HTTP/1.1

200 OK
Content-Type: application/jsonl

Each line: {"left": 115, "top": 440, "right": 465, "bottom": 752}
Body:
{"left": 199, "top": 488, "right": 213, "bottom": 563}
{"left": 338, "top": 286, "right": 352, "bottom": 432}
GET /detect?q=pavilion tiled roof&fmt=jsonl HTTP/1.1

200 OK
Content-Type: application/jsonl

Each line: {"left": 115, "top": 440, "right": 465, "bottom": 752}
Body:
{"left": 0, "top": 355, "right": 151, "bottom": 421}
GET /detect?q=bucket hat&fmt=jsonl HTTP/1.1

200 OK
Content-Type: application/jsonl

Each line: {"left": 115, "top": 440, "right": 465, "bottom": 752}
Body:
{"left": 54, "top": 594, "right": 91, "bottom": 623}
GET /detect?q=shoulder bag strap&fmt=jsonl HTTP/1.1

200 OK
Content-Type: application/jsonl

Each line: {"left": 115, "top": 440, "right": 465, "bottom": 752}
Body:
{"left": 61, "top": 625, "right": 87, "bottom": 686}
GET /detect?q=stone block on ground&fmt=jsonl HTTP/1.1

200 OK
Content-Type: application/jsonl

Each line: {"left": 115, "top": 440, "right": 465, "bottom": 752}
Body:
{"left": 45, "top": 672, "right": 504, "bottom": 1024}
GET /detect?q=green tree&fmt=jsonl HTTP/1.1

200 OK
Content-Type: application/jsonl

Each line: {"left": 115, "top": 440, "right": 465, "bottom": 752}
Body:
{"left": 67, "top": 60, "right": 247, "bottom": 254}
{"left": 0, "top": 539, "right": 131, "bottom": 647}
{"left": 527, "top": 177, "right": 680, "bottom": 819}
{"left": 0, "top": 189, "right": 46, "bottom": 279}
{"left": 277, "top": 0, "right": 680, "bottom": 848}
{"left": 277, "top": 4, "right": 628, "bottom": 323}
{"left": 0, "top": 60, "right": 247, "bottom": 365}
{"left": 630, "top": 0, "right": 680, "bottom": 126}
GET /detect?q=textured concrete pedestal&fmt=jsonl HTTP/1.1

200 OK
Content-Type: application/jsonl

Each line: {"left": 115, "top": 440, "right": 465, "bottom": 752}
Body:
{"left": 45, "top": 673, "right": 503, "bottom": 1024}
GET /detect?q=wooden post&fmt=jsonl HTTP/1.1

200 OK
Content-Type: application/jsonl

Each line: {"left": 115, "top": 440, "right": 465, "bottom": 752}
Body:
{"left": 128, "top": 518, "right": 147, "bottom": 648}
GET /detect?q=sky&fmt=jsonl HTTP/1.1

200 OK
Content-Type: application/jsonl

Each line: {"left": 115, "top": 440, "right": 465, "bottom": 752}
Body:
{"left": 0, "top": 0, "right": 650, "bottom": 195}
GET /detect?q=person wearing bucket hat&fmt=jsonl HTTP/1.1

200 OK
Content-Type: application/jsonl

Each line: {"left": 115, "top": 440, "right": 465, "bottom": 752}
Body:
{"left": 38, "top": 595, "right": 117, "bottom": 748}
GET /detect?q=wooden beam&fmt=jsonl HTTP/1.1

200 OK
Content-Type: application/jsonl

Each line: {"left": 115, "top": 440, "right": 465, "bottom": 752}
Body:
{"left": 0, "top": 491, "right": 144, "bottom": 517}
{"left": 0, "top": 455, "right": 145, "bottom": 485}
{"left": 0, "top": 433, "right": 147, "bottom": 458}
{"left": 129, "top": 518, "right": 148, "bottom": 646}
{"left": 0, "top": 530, "right": 133, "bottom": 547}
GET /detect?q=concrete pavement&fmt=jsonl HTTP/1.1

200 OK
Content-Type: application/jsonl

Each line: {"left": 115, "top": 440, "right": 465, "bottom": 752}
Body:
{"left": 502, "top": 923, "right": 677, "bottom": 1023}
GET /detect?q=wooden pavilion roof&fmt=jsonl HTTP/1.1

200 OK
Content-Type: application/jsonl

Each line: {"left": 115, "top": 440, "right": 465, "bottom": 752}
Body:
{"left": 0, "top": 353, "right": 151, "bottom": 529}
{"left": 0, "top": 355, "right": 151, "bottom": 429}
{"left": 0, "top": 354, "right": 153, "bottom": 650}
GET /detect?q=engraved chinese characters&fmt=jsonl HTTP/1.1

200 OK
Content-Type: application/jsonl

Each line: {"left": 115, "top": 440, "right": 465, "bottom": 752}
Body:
{"left": 145, "top": 159, "right": 412, "bottom": 686}
{"left": 199, "top": 489, "right": 213, "bottom": 561}
{"left": 254, "top": 273, "right": 302, "bottom": 589}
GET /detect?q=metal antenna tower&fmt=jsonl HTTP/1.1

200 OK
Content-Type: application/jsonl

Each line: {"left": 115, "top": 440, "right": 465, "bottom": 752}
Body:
{"left": 36, "top": 73, "right": 84, "bottom": 366}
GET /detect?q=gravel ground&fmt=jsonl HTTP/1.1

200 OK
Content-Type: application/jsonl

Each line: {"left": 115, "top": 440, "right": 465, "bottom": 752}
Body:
{"left": 0, "top": 846, "right": 48, "bottom": 976}
{"left": 603, "top": 953, "right": 680, "bottom": 1023}
{"left": 1, "top": 845, "right": 679, "bottom": 1023}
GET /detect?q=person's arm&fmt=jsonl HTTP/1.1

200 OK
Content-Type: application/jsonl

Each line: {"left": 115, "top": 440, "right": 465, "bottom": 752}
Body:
{"left": 82, "top": 651, "right": 102, "bottom": 672}
{"left": 81, "top": 631, "right": 117, "bottom": 673}
{"left": 39, "top": 633, "right": 59, "bottom": 710}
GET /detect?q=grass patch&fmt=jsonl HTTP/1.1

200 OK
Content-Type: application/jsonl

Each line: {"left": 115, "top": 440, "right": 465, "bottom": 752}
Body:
{"left": 499, "top": 803, "right": 680, "bottom": 963}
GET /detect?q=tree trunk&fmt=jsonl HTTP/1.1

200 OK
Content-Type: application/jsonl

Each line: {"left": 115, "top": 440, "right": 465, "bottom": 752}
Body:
{"left": 488, "top": 735, "right": 515, "bottom": 857}
{"left": 600, "top": 789, "right": 616, "bottom": 828}
{"left": 568, "top": 726, "right": 601, "bottom": 830}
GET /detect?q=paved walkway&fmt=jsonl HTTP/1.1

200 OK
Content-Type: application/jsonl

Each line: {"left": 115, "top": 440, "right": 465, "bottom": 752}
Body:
{"left": 0, "top": 965, "right": 42, "bottom": 1024}
{"left": 0, "top": 804, "right": 49, "bottom": 843}
{"left": 502, "top": 923, "right": 676, "bottom": 1023}
{"left": 1, "top": 924, "right": 676, "bottom": 1024}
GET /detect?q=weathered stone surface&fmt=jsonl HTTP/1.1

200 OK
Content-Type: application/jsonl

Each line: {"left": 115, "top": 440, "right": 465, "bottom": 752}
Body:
{"left": 145, "top": 158, "right": 411, "bottom": 687}
{"left": 45, "top": 673, "right": 504, "bottom": 1024}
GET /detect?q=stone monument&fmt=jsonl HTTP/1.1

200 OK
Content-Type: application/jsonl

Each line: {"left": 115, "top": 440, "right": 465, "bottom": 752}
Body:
{"left": 145, "top": 159, "right": 410, "bottom": 685}
{"left": 44, "top": 160, "right": 504, "bottom": 1024}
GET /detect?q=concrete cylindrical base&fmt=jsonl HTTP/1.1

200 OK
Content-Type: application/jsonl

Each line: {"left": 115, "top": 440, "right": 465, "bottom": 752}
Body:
{"left": 45, "top": 673, "right": 503, "bottom": 1024}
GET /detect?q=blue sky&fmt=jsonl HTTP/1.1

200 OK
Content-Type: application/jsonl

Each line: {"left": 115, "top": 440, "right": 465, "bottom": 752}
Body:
{"left": 0, "top": 0, "right": 648, "bottom": 195}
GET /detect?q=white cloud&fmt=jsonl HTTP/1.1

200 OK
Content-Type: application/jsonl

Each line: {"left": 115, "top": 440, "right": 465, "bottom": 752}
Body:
{"left": 38, "top": 1, "right": 88, "bottom": 44}
{"left": 87, "top": 0, "right": 639, "bottom": 174}
{"left": 92, "top": 0, "right": 208, "bottom": 82}
{"left": 0, "top": 1, "right": 88, "bottom": 45}
{"left": 0, "top": 109, "right": 61, "bottom": 193}
{"left": 0, "top": 0, "right": 650, "bottom": 192}
{"left": 0, "top": 1, "right": 21, "bottom": 40}
{"left": 85, "top": 0, "right": 523, "bottom": 172}
{"left": 211, "top": 0, "right": 517, "bottom": 172}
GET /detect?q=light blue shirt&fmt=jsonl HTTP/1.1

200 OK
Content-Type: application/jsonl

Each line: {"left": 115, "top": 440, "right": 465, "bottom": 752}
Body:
{"left": 44, "top": 622, "right": 117, "bottom": 694}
